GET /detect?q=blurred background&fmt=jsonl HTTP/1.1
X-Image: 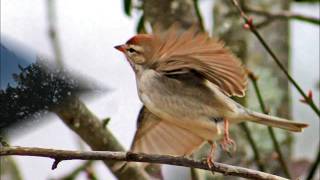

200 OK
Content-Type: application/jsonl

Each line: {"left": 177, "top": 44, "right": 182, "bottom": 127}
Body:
{"left": 0, "top": 0, "right": 319, "bottom": 179}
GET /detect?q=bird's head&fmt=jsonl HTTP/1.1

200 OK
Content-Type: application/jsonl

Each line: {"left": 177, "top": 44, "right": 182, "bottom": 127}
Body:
{"left": 114, "top": 34, "right": 155, "bottom": 66}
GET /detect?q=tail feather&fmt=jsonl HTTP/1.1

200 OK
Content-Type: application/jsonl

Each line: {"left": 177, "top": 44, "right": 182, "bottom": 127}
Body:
{"left": 245, "top": 111, "right": 308, "bottom": 132}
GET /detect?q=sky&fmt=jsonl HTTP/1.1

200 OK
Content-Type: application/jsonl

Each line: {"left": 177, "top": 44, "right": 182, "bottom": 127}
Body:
{"left": 1, "top": 0, "right": 319, "bottom": 179}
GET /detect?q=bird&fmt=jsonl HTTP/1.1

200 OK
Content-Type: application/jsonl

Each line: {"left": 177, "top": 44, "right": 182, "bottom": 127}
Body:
{"left": 114, "top": 25, "right": 308, "bottom": 166}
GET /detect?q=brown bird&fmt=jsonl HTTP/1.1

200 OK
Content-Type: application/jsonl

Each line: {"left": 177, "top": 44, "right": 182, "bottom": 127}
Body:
{"left": 114, "top": 25, "right": 308, "bottom": 165}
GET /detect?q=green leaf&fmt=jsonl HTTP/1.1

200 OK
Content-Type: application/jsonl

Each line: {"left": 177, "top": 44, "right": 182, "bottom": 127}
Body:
{"left": 124, "top": 0, "right": 132, "bottom": 17}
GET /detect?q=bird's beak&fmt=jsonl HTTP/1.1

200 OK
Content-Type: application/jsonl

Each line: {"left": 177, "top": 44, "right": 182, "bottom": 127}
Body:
{"left": 114, "top": 45, "right": 126, "bottom": 52}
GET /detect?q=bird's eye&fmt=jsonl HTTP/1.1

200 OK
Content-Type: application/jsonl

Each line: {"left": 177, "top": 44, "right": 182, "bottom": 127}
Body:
{"left": 127, "top": 48, "right": 136, "bottom": 53}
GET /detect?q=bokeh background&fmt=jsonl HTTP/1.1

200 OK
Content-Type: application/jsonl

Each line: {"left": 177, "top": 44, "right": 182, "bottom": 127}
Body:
{"left": 1, "top": 0, "right": 319, "bottom": 179}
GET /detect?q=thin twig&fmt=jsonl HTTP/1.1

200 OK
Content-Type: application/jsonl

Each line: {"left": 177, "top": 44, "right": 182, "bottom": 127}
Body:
{"left": 57, "top": 161, "right": 94, "bottom": 180}
{"left": 230, "top": 0, "right": 320, "bottom": 118}
{"left": 230, "top": 2, "right": 320, "bottom": 178}
{"left": 45, "top": 1, "right": 150, "bottom": 178}
{"left": 240, "top": 123, "right": 266, "bottom": 171}
{"left": 193, "top": 0, "right": 205, "bottom": 31}
{"left": 254, "top": 19, "right": 274, "bottom": 29}
{"left": 249, "top": 72, "right": 292, "bottom": 179}
{"left": 55, "top": 98, "right": 150, "bottom": 179}
{"left": 306, "top": 145, "right": 320, "bottom": 180}
{"left": 267, "top": 128, "right": 291, "bottom": 178}
{"left": 0, "top": 146, "right": 288, "bottom": 180}
{"left": 46, "top": 0, "right": 63, "bottom": 68}
{"left": 55, "top": 141, "right": 95, "bottom": 180}
{"left": 244, "top": 5, "right": 320, "bottom": 25}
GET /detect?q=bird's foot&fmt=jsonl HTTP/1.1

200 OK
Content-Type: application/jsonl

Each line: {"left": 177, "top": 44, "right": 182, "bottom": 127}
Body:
{"left": 220, "top": 119, "right": 237, "bottom": 153}
{"left": 206, "top": 156, "right": 214, "bottom": 169}
{"left": 220, "top": 135, "right": 236, "bottom": 153}
{"left": 206, "top": 141, "right": 216, "bottom": 169}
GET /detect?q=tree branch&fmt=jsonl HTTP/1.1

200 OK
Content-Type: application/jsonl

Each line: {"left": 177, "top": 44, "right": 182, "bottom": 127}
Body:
{"left": 0, "top": 146, "right": 288, "bottom": 180}
{"left": 306, "top": 145, "right": 320, "bottom": 180}
{"left": 46, "top": 0, "right": 64, "bottom": 68}
{"left": 239, "top": 123, "right": 266, "bottom": 171}
{"left": 248, "top": 71, "right": 292, "bottom": 178}
{"left": 58, "top": 161, "right": 94, "bottom": 180}
{"left": 54, "top": 97, "right": 150, "bottom": 179}
{"left": 193, "top": 0, "right": 205, "bottom": 31}
{"left": 230, "top": 0, "right": 320, "bottom": 178}
{"left": 243, "top": 5, "right": 320, "bottom": 25}
{"left": 45, "top": 0, "right": 150, "bottom": 179}
{"left": 230, "top": 0, "right": 320, "bottom": 118}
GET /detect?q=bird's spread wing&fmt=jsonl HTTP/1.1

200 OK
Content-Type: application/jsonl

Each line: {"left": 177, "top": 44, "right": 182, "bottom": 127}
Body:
{"left": 130, "top": 106, "right": 206, "bottom": 156}
{"left": 146, "top": 25, "right": 247, "bottom": 97}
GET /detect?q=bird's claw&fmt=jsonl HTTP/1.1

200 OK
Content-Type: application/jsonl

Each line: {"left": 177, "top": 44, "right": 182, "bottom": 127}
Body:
{"left": 206, "top": 155, "right": 214, "bottom": 169}
{"left": 220, "top": 118, "right": 237, "bottom": 154}
{"left": 206, "top": 141, "right": 216, "bottom": 170}
{"left": 220, "top": 136, "right": 237, "bottom": 153}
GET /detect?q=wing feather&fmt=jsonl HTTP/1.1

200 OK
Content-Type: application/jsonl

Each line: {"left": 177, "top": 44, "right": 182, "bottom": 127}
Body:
{"left": 131, "top": 107, "right": 206, "bottom": 156}
{"left": 145, "top": 26, "right": 247, "bottom": 97}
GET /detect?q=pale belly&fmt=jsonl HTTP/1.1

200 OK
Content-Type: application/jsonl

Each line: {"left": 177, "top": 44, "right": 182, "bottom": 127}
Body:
{"left": 135, "top": 69, "right": 244, "bottom": 140}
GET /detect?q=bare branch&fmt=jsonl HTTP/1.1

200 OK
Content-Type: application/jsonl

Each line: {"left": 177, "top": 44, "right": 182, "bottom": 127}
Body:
{"left": 248, "top": 70, "right": 292, "bottom": 178}
{"left": 0, "top": 146, "right": 288, "bottom": 180}
{"left": 230, "top": 1, "right": 320, "bottom": 179}
{"left": 58, "top": 161, "right": 94, "bottom": 180}
{"left": 51, "top": 159, "right": 61, "bottom": 170}
{"left": 306, "top": 146, "right": 320, "bottom": 180}
{"left": 239, "top": 123, "right": 266, "bottom": 171}
{"left": 45, "top": 1, "right": 150, "bottom": 178}
{"left": 244, "top": 5, "right": 320, "bottom": 25}
{"left": 193, "top": 0, "right": 205, "bottom": 31}
{"left": 54, "top": 98, "right": 150, "bottom": 179}
{"left": 46, "top": 0, "right": 64, "bottom": 68}
{"left": 229, "top": 0, "right": 320, "bottom": 117}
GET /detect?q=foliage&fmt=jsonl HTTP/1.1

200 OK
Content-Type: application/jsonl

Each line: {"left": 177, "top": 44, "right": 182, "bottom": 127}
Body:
{"left": 0, "top": 58, "right": 87, "bottom": 135}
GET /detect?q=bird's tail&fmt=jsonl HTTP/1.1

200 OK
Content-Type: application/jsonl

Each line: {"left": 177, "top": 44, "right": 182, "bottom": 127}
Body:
{"left": 243, "top": 110, "right": 308, "bottom": 132}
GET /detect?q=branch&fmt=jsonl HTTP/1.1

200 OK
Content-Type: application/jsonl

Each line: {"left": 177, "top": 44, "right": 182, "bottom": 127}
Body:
{"left": 57, "top": 161, "right": 94, "bottom": 180}
{"left": 306, "top": 145, "right": 320, "bottom": 180}
{"left": 230, "top": 0, "right": 320, "bottom": 118}
{"left": 0, "top": 146, "right": 288, "bottom": 180}
{"left": 193, "top": 0, "right": 205, "bottom": 31}
{"left": 230, "top": 1, "right": 320, "bottom": 178}
{"left": 45, "top": 0, "right": 150, "bottom": 179}
{"left": 294, "top": 0, "right": 320, "bottom": 3}
{"left": 54, "top": 97, "right": 150, "bottom": 179}
{"left": 243, "top": 4, "right": 320, "bottom": 25}
{"left": 248, "top": 71, "right": 292, "bottom": 178}
{"left": 239, "top": 123, "right": 266, "bottom": 171}
{"left": 46, "top": 0, "right": 64, "bottom": 68}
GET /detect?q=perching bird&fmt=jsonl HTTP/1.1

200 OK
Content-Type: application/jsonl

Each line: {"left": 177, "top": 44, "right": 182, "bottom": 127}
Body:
{"left": 114, "top": 25, "right": 308, "bottom": 165}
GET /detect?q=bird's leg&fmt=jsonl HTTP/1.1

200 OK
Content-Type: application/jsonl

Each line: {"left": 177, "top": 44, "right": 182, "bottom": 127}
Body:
{"left": 220, "top": 118, "right": 236, "bottom": 153}
{"left": 206, "top": 141, "right": 217, "bottom": 169}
